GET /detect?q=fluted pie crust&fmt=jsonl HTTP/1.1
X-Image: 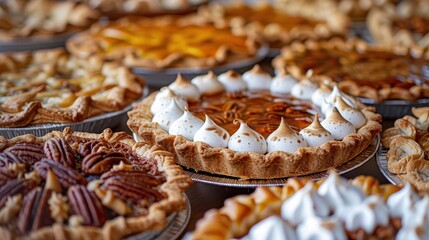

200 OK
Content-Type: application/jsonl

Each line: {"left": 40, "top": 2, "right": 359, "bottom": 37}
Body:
{"left": 66, "top": 16, "right": 260, "bottom": 69}
{"left": 127, "top": 92, "right": 381, "bottom": 179}
{"left": 0, "top": 48, "right": 145, "bottom": 128}
{"left": 273, "top": 38, "right": 429, "bottom": 102}
{"left": 0, "top": 128, "right": 192, "bottom": 240}
{"left": 190, "top": 175, "right": 401, "bottom": 239}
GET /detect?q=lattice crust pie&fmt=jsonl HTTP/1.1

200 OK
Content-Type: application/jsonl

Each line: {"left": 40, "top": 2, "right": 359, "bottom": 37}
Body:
{"left": 273, "top": 38, "right": 429, "bottom": 103}
{"left": 368, "top": 0, "right": 429, "bottom": 48}
{"left": 0, "top": 128, "right": 192, "bottom": 240}
{"left": 197, "top": 1, "right": 348, "bottom": 50}
{"left": 128, "top": 66, "right": 381, "bottom": 179}
{"left": 0, "top": 0, "right": 99, "bottom": 40}
{"left": 66, "top": 16, "right": 260, "bottom": 70}
{"left": 0, "top": 48, "right": 146, "bottom": 128}
{"left": 382, "top": 107, "right": 429, "bottom": 192}
{"left": 190, "top": 172, "right": 429, "bottom": 240}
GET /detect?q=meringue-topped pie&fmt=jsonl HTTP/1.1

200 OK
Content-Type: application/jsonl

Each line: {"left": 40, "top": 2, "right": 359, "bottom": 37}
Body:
{"left": 0, "top": 48, "right": 145, "bottom": 128}
{"left": 273, "top": 38, "right": 429, "bottom": 102}
{"left": 128, "top": 65, "right": 381, "bottom": 179}
{"left": 191, "top": 172, "right": 429, "bottom": 240}
{"left": 0, "top": 128, "right": 191, "bottom": 239}
{"left": 66, "top": 16, "right": 260, "bottom": 70}
{"left": 198, "top": 2, "right": 348, "bottom": 50}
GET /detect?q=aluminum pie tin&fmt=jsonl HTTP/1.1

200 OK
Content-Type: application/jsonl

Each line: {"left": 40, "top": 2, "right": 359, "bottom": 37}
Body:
{"left": 132, "top": 45, "right": 269, "bottom": 89}
{"left": 0, "top": 32, "right": 76, "bottom": 52}
{"left": 358, "top": 97, "right": 429, "bottom": 120}
{"left": 376, "top": 146, "right": 403, "bottom": 185}
{"left": 0, "top": 87, "right": 149, "bottom": 139}
{"left": 134, "top": 133, "right": 380, "bottom": 188}
{"left": 126, "top": 195, "right": 190, "bottom": 240}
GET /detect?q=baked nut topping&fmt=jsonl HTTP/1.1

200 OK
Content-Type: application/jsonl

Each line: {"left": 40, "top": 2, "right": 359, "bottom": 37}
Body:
{"left": 0, "top": 128, "right": 191, "bottom": 239}
{"left": 66, "top": 16, "right": 260, "bottom": 69}
{"left": 0, "top": 49, "right": 146, "bottom": 128}
{"left": 0, "top": 0, "right": 100, "bottom": 40}
{"left": 273, "top": 38, "right": 429, "bottom": 102}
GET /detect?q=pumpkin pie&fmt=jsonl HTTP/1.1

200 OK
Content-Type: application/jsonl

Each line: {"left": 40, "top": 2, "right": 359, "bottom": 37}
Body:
{"left": 0, "top": 0, "right": 99, "bottom": 40}
{"left": 66, "top": 16, "right": 260, "bottom": 70}
{"left": 128, "top": 66, "right": 381, "bottom": 179}
{"left": 0, "top": 128, "right": 192, "bottom": 240}
{"left": 190, "top": 172, "right": 429, "bottom": 240}
{"left": 273, "top": 38, "right": 429, "bottom": 102}
{"left": 197, "top": 2, "right": 348, "bottom": 50}
{"left": 0, "top": 48, "right": 146, "bottom": 128}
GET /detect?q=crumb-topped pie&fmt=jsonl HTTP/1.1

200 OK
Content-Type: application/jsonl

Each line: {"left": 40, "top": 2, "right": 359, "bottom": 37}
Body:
{"left": 66, "top": 16, "right": 260, "bottom": 70}
{"left": 0, "top": 48, "right": 146, "bottom": 128}
{"left": 197, "top": 1, "right": 348, "bottom": 50}
{"left": 0, "top": 0, "right": 99, "bottom": 40}
{"left": 0, "top": 128, "right": 192, "bottom": 239}
{"left": 190, "top": 172, "right": 429, "bottom": 240}
{"left": 382, "top": 107, "right": 429, "bottom": 192}
{"left": 273, "top": 38, "right": 429, "bottom": 103}
{"left": 368, "top": 0, "right": 429, "bottom": 48}
{"left": 128, "top": 65, "right": 381, "bottom": 179}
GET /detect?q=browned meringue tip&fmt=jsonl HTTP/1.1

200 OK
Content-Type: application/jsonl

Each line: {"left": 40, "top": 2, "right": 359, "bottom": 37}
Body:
{"left": 250, "top": 64, "right": 267, "bottom": 75}
{"left": 309, "top": 112, "right": 324, "bottom": 129}
{"left": 206, "top": 70, "right": 217, "bottom": 79}
{"left": 328, "top": 107, "right": 348, "bottom": 123}
{"left": 335, "top": 96, "right": 353, "bottom": 110}
{"left": 319, "top": 83, "right": 331, "bottom": 92}
{"left": 174, "top": 73, "right": 191, "bottom": 84}
{"left": 225, "top": 70, "right": 241, "bottom": 78}
{"left": 275, "top": 117, "right": 296, "bottom": 135}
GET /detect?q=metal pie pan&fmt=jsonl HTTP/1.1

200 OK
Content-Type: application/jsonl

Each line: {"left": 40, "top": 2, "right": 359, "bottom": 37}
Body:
{"left": 0, "top": 32, "right": 76, "bottom": 52}
{"left": 376, "top": 146, "right": 403, "bottom": 185}
{"left": 134, "top": 133, "right": 380, "bottom": 188}
{"left": 358, "top": 97, "right": 429, "bottom": 120}
{"left": 126, "top": 195, "right": 191, "bottom": 240}
{"left": 132, "top": 45, "right": 269, "bottom": 89}
{"left": 0, "top": 87, "right": 149, "bottom": 139}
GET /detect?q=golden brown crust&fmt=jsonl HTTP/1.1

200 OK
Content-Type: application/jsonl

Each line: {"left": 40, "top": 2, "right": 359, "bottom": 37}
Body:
{"left": 128, "top": 91, "right": 381, "bottom": 179}
{"left": 272, "top": 38, "right": 429, "bottom": 102}
{"left": 0, "top": 128, "right": 192, "bottom": 240}
{"left": 0, "top": 49, "right": 146, "bottom": 128}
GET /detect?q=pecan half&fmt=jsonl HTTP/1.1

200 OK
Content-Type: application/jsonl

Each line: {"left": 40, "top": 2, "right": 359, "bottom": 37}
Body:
{"left": 0, "top": 167, "right": 18, "bottom": 185}
{"left": 3, "top": 143, "right": 45, "bottom": 167}
{"left": 34, "top": 159, "right": 87, "bottom": 188}
{"left": 77, "top": 140, "right": 109, "bottom": 157}
{"left": 0, "top": 178, "right": 37, "bottom": 207}
{"left": 100, "top": 169, "right": 166, "bottom": 204}
{"left": 67, "top": 185, "right": 106, "bottom": 227}
{"left": 17, "top": 187, "right": 54, "bottom": 234}
{"left": 43, "top": 138, "right": 75, "bottom": 168}
{"left": 82, "top": 152, "right": 129, "bottom": 175}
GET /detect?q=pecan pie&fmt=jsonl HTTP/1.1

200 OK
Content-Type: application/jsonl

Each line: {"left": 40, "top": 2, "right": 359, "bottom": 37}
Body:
{"left": 198, "top": 2, "right": 348, "bottom": 50}
{"left": 0, "top": 48, "right": 146, "bottom": 128}
{"left": 66, "top": 16, "right": 260, "bottom": 70}
{"left": 382, "top": 107, "right": 429, "bottom": 191}
{"left": 0, "top": 128, "right": 192, "bottom": 239}
{"left": 0, "top": 0, "right": 99, "bottom": 40}
{"left": 273, "top": 38, "right": 429, "bottom": 102}
{"left": 128, "top": 67, "right": 381, "bottom": 179}
{"left": 190, "top": 172, "right": 429, "bottom": 240}
{"left": 368, "top": 0, "right": 429, "bottom": 48}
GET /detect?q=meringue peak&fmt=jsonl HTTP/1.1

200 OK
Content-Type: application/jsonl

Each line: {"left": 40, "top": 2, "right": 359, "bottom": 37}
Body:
{"left": 228, "top": 119, "right": 267, "bottom": 153}
{"left": 321, "top": 107, "right": 356, "bottom": 140}
{"left": 300, "top": 113, "right": 334, "bottom": 147}
{"left": 169, "top": 109, "right": 204, "bottom": 141}
{"left": 191, "top": 71, "right": 224, "bottom": 95}
{"left": 193, "top": 115, "right": 230, "bottom": 148}
{"left": 169, "top": 74, "right": 201, "bottom": 102}
{"left": 267, "top": 118, "right": 307, "bottom": 153}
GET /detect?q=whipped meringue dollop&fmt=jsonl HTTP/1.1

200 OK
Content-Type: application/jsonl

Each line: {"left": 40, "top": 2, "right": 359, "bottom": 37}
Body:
{"left": 150, "top": 87, "right": 188, "bottom": 115}
{"left": 334, "top": 96, "right": 366, "bottom": 129}
{"left": 266, "top": 118, "right": 307, "bottom": 153}
{"left": 152, "top": 99, "right": 184, "bottom": 131}
{"left": 296, "top": 216, "right": 347, "bottom": 240}
{"left": 321, "top": 85, "right": 358, "bottom": 114}
{"left": 228, "top": 120, "right": 267, "bottom": 153}
{"left": 387, "top": 183, "right": 420, "bottom": 218}
{"left": 242, "top": 65, "right": 272, "bottom": 90}
{"left": 168, "top": 74, "right": 201, "bottom": 102}
{"left": 191, "top": 71, "right": 224, "bottom": 95}
{"left": 193, "top": 115, "right": 230, "bottom": 148}
{"left": 243, "top": 216, "right": 298, "bottom": 240}
{"left": 299, "top": 113, "right": 334, "bottom": 147}
{"left": 218, "top": 70, "right": 247, "bottom": 92}
{"left": 311, "top": 84, "right": 331, "bottom": 107}
{"left": 169, "top": 109, "right": 204, "bottom": 141}
{"left": 321, "top": 107, "right": 356, "bottom": 140}
{"left": 281, "top": 183, "right": 330, "bottom": 226}
{"left": 270, "top": 71, "right": 298, "bottom": 94}
{"left": 290, "top": 79, "right": 318, "bottom": 100}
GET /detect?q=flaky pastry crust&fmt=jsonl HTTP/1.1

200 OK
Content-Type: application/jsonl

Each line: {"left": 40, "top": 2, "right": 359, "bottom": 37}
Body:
{"left": 0, "top": 128, "right": 192, "bottom": 240}
{"left": 128, "top": 91, "right": 381, "bottom": 179}
{"left": 0, "top": 49, "right": 146, "bottom": 128}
